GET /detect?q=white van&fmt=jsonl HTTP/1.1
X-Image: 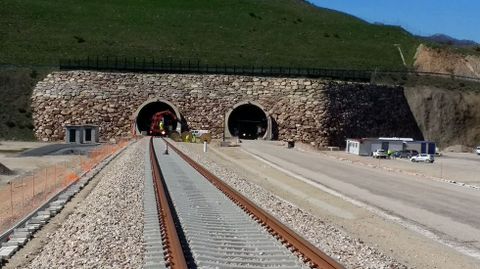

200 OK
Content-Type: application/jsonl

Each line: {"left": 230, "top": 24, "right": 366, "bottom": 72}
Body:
{"left": 476, "top": 146, "right": 480, "bottom": 155}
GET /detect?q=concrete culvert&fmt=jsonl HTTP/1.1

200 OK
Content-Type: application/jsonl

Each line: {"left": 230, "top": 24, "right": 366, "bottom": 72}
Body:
{"left": 227, "top": 103, "right": 271, "bottom": 140}
{"left": 135, "top": 100, "right": 181, "bottom": 135}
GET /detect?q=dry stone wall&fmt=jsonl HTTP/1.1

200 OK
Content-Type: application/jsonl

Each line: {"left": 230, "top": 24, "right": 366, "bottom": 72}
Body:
{"left": 32, "top": 71, "right": 422, "bottom": 147}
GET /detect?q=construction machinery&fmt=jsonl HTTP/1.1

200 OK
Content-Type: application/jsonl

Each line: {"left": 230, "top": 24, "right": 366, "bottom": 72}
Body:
{"left": 149, "top": 110, "right": 177, "bottom": 136}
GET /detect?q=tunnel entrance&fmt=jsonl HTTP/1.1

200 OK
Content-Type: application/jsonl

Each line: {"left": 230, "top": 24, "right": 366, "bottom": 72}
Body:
{"left": 226, "top": 102, "right": 271, "bottom": 140}
{"left": 135, "top": 100, "right": 180, "bottom": 135}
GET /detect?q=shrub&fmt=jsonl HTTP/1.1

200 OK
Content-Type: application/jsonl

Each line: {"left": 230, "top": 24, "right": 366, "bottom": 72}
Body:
{"left": 5, "top": 121, "right": 16, "bottom": 128}
{"left": 73, "top": 36, "right": 85, "bottom": 43}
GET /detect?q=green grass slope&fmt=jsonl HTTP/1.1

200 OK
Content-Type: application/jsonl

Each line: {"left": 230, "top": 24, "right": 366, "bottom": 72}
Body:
{"left": 0, "top": 0, "right": 419, "bottom": 69}
{"left": 0, "top": 68, "right": 44, "bottom": 140}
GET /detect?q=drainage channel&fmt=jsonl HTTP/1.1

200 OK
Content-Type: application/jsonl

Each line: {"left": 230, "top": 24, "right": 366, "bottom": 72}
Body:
{"left": 145, "top": 137, "right": 345, "bottom": 269}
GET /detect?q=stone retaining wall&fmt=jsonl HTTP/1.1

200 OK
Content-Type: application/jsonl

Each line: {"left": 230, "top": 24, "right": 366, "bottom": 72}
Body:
{"left": 32, "top": 71, "right": 422, "bottom": 147}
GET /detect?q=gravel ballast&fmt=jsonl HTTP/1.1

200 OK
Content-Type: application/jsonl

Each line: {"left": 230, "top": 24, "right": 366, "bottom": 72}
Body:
{"left": 174, "top": 142, "right": 408, "bottom": 269}
{"left": 25, "top": 140, "right": 145, "bottom": 269}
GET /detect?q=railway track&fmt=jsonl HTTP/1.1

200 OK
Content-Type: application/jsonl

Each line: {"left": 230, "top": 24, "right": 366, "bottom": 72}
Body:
{"left": 146, "top": 137, "right": 345, "bottom": 269}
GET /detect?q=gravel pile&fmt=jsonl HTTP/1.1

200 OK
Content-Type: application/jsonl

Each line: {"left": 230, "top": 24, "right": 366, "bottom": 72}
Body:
{"left": 25, "top": 140, "right": 145, "bottom": 269}
{"left": 175, "top": 143, "right": 409, "bottom": 269}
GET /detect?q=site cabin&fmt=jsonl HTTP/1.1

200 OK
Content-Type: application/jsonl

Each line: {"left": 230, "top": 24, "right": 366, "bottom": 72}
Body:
{"left": 65, "top": 125, "right": 99, "bottom": 144}
{"left": 346, "top": 137, "right": 436, "bottom": 156}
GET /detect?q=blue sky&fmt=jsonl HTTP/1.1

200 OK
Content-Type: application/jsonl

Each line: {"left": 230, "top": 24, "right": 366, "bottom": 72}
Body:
{"left": 309, "top": 0, "right": 480, "bottom": 43}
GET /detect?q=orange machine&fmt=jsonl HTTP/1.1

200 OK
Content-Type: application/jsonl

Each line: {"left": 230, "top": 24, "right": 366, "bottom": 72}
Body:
{"left": 149, "top": 110, "right": 177, "bottom": 136}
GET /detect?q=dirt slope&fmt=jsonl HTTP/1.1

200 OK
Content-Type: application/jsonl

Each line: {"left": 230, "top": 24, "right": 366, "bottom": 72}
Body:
{"left": 404, "top": 86, "right": 480, "bottom": 148}
{"left": 414, "top": 44, "right": 480, "bottom": 78}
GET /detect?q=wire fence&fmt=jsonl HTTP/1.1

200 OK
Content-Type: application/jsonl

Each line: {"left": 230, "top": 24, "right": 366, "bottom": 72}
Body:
{"left": 58, "top": 56, "right": 480, "bottom": 83}
{"left": 0, "top": 140, "right": 129, "bottom": 234}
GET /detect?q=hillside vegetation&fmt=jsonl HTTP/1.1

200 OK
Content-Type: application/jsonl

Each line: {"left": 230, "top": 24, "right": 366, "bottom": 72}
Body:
{"left": 0, "top": 68, "right": 42, "bottom": 140}
{"left": 0, "top": 0, "right": 419, "bottom": 69}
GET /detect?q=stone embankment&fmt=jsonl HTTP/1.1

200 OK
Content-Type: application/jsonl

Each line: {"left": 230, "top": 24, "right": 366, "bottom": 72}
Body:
{"left": 32, "top": 71, "right": 422, "bottom": 147}
{"left": 24, "top": 140, "right": 145, "bottom": 268}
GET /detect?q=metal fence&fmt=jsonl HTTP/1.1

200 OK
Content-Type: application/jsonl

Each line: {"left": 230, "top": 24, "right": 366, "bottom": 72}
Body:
{"left": 0, "top": 141, "right": 129, "bottom": 236}
{"left": 57, "top": 56, "right": 480, "bottom": 83}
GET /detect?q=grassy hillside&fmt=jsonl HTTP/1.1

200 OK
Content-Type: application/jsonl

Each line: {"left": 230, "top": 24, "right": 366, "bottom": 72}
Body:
{"left": 0, "top": 0, "right": 419, "bottom": 69}
{"left": 0, "top": 68, "right": 46, "bottom": 140}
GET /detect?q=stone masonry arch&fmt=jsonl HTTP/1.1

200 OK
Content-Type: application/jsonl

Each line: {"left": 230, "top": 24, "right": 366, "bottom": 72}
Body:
{"left": 224, "top": 101, "right": 273, "bottom": 140}
{"left": 134, "top": 98, "right": 182, "bottom": 135}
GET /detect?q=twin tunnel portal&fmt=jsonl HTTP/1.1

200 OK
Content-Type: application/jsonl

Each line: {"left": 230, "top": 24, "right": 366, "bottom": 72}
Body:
{"left": 135, "top": 99, "right": 272, "bottom": 140}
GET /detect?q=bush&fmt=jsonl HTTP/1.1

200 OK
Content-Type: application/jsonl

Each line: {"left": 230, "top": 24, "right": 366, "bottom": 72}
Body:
{"left": 73, "top": 36, "right": 85, "bottom": 43}
{"left": 5, "top": 121, "right": 16, "bottom": 128}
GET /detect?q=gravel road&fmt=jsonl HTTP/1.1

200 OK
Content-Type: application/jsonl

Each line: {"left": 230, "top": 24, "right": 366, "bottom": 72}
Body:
{"left": 23, "top": 140, "right": 145, "bottom": 269}
{"left": 174, "top": 142, "right": 407, "bottom": 269}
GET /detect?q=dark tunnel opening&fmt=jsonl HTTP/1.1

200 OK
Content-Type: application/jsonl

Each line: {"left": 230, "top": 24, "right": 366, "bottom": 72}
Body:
{"left": 227, "top": 104, "right": 268, "bottom": 140}
{"left": 136, "top": 102, "right": 178, "bottom": 135}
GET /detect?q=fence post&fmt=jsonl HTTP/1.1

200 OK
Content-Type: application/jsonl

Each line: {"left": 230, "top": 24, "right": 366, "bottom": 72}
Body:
{"left": 44, "top": 167, "right": 48, "bottom": 200}
{"left": 22, "top": 176, "right": 25, "bottom": 207}
{"left": 32, "top": 174, "right": 35, "bottom": 204}
{"left": 9, "top": 181, "right": 13, "bottom": 216}
{"left": 54, "top": 164, "right": 58, "bottom": 190}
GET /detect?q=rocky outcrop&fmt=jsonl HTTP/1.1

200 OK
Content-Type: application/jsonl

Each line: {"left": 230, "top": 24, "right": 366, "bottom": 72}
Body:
{"left": 414, "top": 44, "right": 480, "bottom": 78}
{"left": 404, "top": 86, "right": 480, "bottom": 147}
{"left": 32, "top": 71, "right": 420, "bottom": 147}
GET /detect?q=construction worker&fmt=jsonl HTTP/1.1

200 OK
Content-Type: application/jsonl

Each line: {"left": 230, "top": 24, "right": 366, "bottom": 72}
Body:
{"left": 159, "top": 120, "right": 164, "bottom": 131}
{"left": 387, "top": 149, "right": 395, "bottom": 159}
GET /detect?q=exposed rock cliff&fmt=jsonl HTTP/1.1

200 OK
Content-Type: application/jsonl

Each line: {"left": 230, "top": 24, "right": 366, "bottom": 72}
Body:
{"left": 414, "top": 44, "right": 480, "bottom": 78}
{"left": 404, "top": 86, "right": 480, "bottom": 147}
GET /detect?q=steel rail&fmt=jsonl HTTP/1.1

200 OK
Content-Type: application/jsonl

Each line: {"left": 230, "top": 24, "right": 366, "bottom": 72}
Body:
{"left": 149, "top": 137, "right": 188, "bottom": 269}
{"left": 163, "top": 138, "right": 345, "bottom": 269}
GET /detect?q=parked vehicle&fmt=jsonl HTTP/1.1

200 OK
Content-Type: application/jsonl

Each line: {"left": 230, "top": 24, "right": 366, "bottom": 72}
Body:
{"left": 372, "top": 149, "right": 388, "bottom": 158}
{"left": 410, "top": 154, "right": 434, "bottom": 163}
{"left": 393, "top": 150, "right": 419, "bottom": 159}
{"left": 476, "top": 146, "right": 480, "bottom": 155}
